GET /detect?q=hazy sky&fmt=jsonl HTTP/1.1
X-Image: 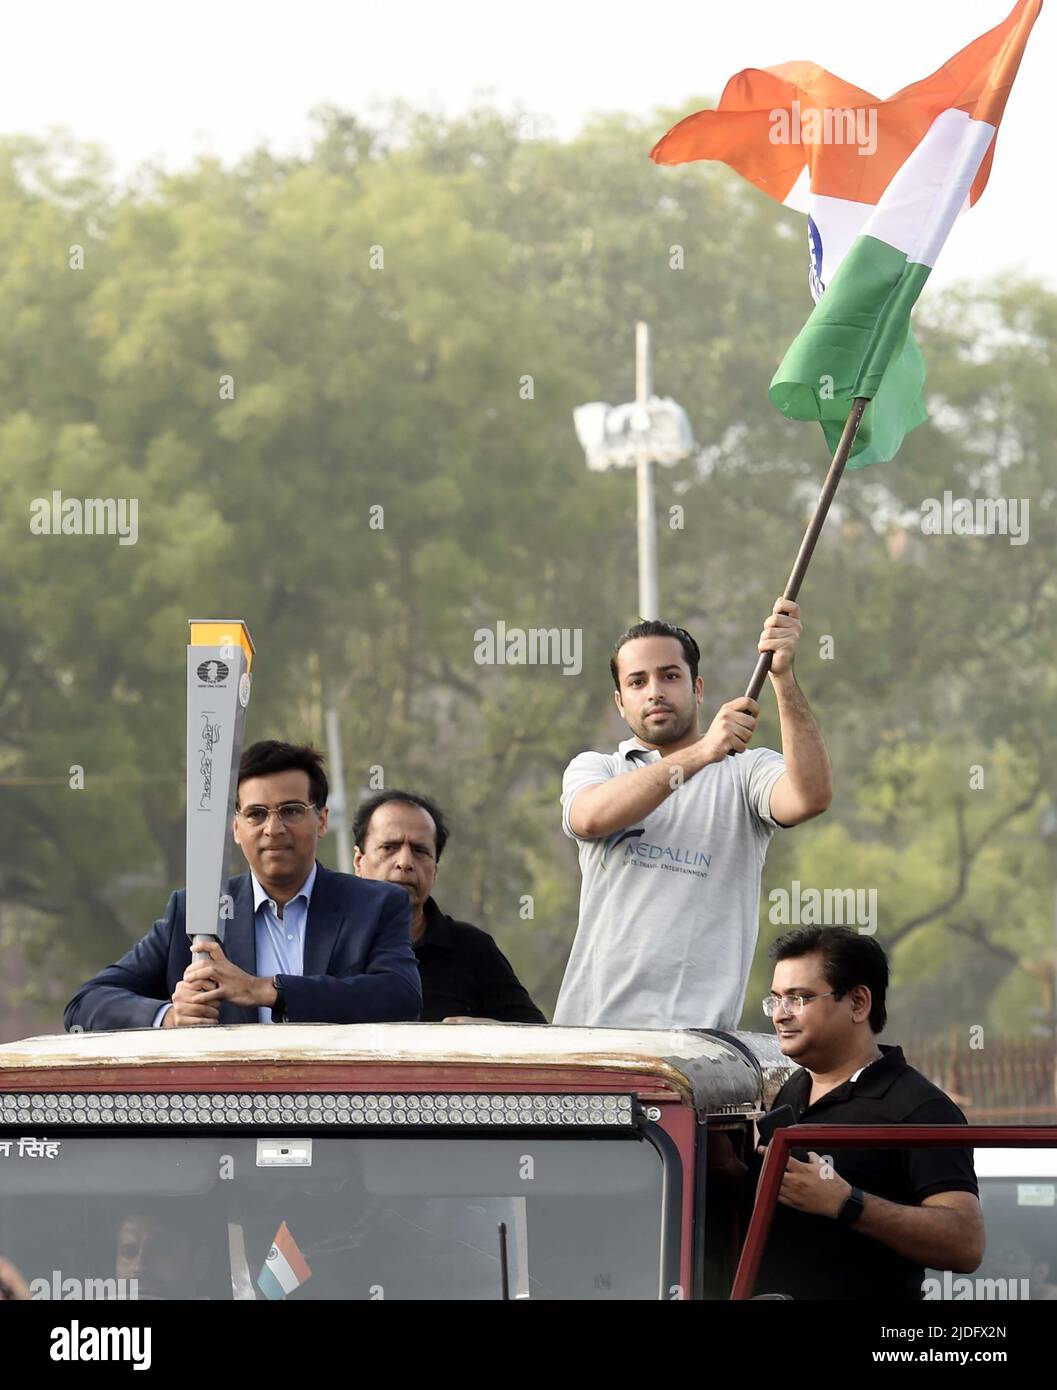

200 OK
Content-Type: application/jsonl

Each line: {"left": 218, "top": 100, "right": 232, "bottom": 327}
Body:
{"left": 4, "top": 0, "right": 1049, "bottom": 291}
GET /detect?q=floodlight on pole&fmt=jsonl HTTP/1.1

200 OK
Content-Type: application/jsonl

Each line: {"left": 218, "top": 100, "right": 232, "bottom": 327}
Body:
{"left": 573, "top": 322, "right": 694, "bottom": 620}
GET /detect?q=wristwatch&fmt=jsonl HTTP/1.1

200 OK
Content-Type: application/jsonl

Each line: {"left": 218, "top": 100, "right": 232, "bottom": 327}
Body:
{"left": 837, "top": 1185, "right": 865, "bottom": 1225}
{"left": 270, "top": 975, "right": 287, "bottom": 1022}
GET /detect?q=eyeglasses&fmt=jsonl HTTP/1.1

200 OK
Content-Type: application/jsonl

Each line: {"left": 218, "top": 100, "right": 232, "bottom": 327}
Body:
{"left": 762, "top": 991, "right": 838, "bottom": 1018}
{"left": 236, "top": 802, "right": 317, "bottom": 828}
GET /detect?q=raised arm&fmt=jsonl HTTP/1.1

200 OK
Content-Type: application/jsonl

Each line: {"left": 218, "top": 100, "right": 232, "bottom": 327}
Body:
{"left": 755, "top": 599, "right": 832, "bottom": 827}
{"left": 767, "top": 674, "right": 833, "bottom": 826}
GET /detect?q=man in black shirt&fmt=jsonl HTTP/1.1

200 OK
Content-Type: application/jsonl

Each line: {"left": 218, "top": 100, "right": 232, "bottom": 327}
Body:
{"left": 352, "top": 790, "right": 546, "bottom": 1024}
{"left": 754, "top": 926, "right": 983, "bottom": 1299}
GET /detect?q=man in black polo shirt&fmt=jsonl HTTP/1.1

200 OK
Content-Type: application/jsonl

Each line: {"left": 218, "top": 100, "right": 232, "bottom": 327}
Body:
{"left": 353, "top": 790, "right": 546, "bottom": 1024}
{"left": 754, "top": 926, "right": 983, "bottom": 1299}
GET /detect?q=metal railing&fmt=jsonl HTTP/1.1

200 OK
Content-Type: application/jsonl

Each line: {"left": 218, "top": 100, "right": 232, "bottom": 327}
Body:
{"left": 905, "top": 1035, "right": 1057, "bottom": 1123}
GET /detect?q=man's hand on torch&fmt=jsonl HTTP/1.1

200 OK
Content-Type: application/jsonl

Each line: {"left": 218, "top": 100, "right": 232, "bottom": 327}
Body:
{"left": 181, "top": 939, "right": 277, "bottom": 1011}
{"left": 163, "top": 969, "right": 221, "bottom": 1028}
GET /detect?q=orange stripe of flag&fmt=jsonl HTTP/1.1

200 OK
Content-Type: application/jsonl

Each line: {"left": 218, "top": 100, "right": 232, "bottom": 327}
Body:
{"left": 650, "top": 0, "right": 1042, "bottom": 209}
{"left": 275, "top": 1220, "right": 312, "bottom": 1284}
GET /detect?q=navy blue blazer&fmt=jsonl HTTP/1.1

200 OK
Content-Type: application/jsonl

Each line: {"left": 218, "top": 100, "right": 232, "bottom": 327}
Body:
{"left": 64, "top": 863, "right": 422, "bottom": 1032}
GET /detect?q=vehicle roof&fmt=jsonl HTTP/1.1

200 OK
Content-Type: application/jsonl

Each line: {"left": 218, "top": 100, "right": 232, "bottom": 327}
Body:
{"left": 974, "top": 1149, "right": 1057, "bottom": 1178}
{"left": 0, "top": 1023, "right": 796, "bottom": 1113}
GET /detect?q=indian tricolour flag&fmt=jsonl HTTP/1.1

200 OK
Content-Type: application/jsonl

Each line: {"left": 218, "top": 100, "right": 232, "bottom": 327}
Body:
{"left": 257, "top": 1221, "right": 312, "bottom": 1300}
{"left": 651, "top": 0, "right": 1042, "bottom": 466}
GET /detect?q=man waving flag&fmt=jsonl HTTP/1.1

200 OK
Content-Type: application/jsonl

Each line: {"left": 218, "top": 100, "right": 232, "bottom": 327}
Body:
{"left": 651, "top": 0, "right": 1042, "bottom": 466}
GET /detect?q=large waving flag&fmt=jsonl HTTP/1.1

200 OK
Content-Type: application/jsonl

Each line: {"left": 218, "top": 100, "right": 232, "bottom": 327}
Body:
{"left": 651, "top": 0, "right": 1042, "bottom": 466}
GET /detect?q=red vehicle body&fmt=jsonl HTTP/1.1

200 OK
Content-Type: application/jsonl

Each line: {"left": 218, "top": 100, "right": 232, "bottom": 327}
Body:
{"left": 0, "top": 1023, "right": 1053, "bottom": 1300}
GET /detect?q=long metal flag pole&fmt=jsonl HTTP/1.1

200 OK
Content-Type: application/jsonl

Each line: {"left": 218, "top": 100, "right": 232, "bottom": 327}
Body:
{"left": 743, "top": 397, "right": 868, "bottom": 702}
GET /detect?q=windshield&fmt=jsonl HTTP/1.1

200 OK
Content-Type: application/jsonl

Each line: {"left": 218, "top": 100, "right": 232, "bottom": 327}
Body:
{"left": 0, "top": 1132, "right": 668, "bottom": 1300}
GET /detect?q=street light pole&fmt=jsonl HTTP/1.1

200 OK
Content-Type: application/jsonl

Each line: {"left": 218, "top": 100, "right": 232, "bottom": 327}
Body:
{"left": 635, "top": 321, "right": 659, "bottom": 620}
{"left": 324, "top": 706, "right": 353, "bottom": 874}
{"left": 573, "top": 323, "right": 693, "bottom": 622}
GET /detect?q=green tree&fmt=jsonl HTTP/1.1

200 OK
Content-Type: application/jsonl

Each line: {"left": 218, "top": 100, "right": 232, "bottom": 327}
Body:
{"left": 0, "top": 106, "right": 1052, "bottom": 1045}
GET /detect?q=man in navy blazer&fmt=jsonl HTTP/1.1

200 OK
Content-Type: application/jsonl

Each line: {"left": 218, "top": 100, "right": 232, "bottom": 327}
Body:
{"left": 65, "top": 741, "right": 421, "bottom": 1032}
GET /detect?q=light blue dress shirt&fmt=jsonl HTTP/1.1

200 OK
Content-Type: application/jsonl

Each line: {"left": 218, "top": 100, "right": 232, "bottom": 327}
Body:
{"left": 252, "top": 862, "right": 317, "bottom": 1023}
{"left": 152, "top": 863, "right": 317, "bottom": 1027}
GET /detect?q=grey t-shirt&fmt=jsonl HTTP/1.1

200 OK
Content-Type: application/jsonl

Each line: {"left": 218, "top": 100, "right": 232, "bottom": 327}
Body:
{"left": 553, "top": 737, "right": 786, "bottom": 1031}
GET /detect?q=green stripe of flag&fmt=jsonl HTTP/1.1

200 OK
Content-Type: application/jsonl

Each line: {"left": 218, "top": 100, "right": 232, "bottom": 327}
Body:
{"left": 769, "top": 235, "right": 931, "bottom": 467}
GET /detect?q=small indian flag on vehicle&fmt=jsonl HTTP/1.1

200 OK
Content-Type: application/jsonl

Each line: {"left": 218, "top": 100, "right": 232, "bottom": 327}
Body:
{"left": 650, "top": 0, "right": 1042, "bottom": 466}
{"left": 257, "top": 1221, "right": 312, "bottom": 1300}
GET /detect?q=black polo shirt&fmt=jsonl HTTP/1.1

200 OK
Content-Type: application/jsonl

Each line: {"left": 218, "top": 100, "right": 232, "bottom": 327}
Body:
{"left": 413, "top": 899, "right": 547, "bottom": 1024}
{"left": 755, "top": 1045, "right": 978, "bottom": 1301}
